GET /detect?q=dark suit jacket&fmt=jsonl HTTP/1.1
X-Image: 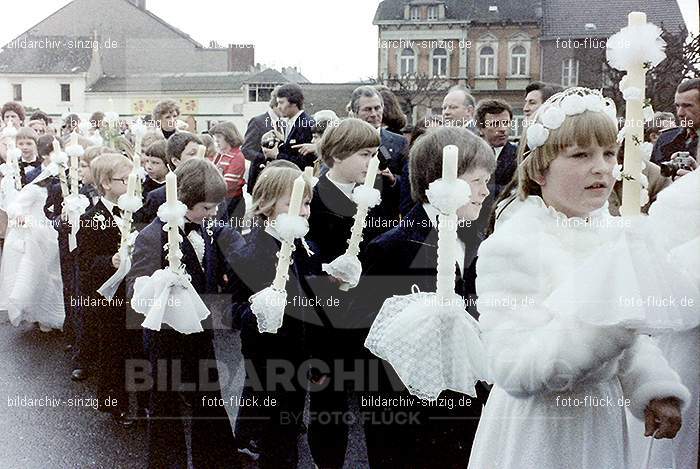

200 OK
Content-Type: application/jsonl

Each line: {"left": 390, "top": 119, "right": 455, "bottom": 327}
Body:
{"left": 132, "top": 185, "right": 165, "bottom": 228}
{"left": 651, "top": 127, "right": 698, "bottom": 164}
{"left": 278, "top": 111, "right": 316, "bottom": 170}
{"left": 241, "top": 111, "right": 275, "bottom": 163}
{"left": 76, "top": 200, "right": 123, "bottom": 298}
{"left": 493, "top": 141, "right": 518, "bottom": 199}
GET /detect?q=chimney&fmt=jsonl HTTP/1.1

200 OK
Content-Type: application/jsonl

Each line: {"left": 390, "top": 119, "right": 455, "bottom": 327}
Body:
{"left": 227, "top": 44, "right": 255, "bottom": 72}
{"left": 128, "top": 0, "right": 146, "bottom": 10}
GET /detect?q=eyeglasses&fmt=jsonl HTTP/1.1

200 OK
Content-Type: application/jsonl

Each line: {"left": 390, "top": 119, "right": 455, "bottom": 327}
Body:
{"left": 111, "top": 177, "right": 129, "bottom": 185}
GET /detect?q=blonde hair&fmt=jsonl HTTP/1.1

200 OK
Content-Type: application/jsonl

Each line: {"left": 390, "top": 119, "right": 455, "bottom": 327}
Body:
{"left": 318, "top": 118, "right": 380, "bottom": 167}
{"left": 82, "top": 145, "right": 110, "bottom": 166}
{"left": 249, "top": 163, "right": 313, "bottom": 220}
{"left": 518, "top": 109, "right": 618, "bottom": 199}
{"left": 91, "top": 152, "right": 133, "bottom": 195}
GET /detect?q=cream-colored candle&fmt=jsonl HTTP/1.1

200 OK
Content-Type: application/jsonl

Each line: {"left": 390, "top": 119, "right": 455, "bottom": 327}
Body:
{"left": 126, "top": 172, "right": 137, "bottom": 198}
{"left": 303, "top": 166, "right": 314, "bottom": 180}
{"left": 52, "top": 139, "right": 69, "bottom": 197}
{"left": 364, "top": 156, "right": 380, "bottom": 187}
{"left": 119, "top": 172, "right": 138, "bottom": 247}
{"left": 287, "top": 174, "right": 305, "bottom": 216}
{"left": 196, "top": 144, "right": 206, "bottom": 159}
{"left": 442, "top": 145, "right": 458, "bottom": 182}
{"left": 164, "top": 171, "right": 180, "bottom": 271}
{"left": 70, "top": 154, "right": 79, "bottom": 195}
{"left": 620, "top": 12, "right": 646, "bottom": 217}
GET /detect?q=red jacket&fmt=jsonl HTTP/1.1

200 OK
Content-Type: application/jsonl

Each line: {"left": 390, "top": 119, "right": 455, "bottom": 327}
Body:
{"left": 210, "top": 147, "right": 246, "bottom": 198}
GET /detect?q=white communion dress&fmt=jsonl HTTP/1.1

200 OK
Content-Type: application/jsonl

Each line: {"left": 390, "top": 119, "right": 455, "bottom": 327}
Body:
{"left": 0, "top": 183, "right": 65, "bottom": 330}
{"left": 467, "top": 195, "right": 693, "bottom": 469}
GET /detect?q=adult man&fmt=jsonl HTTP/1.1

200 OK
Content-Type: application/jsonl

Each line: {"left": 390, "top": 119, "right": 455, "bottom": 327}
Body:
{"left": 241, "top": 89, "right": 282, "bottom": 193}
{"left": 523, "top": 81, "right": 563, "bottom": 124}
{"left": 475, "top": 99, "right": 517, "bottom": 198}
{"left": 651, "top": 78, "right": 700, "bottom": 168}
{"left": 442, "top": 85, "right": 477, "bottom": 132}
{"left": 350, "top": 85, "right": 405, "bottom": 216}
{"left": 275, "top": 83, "right": 315, "bottom": 169}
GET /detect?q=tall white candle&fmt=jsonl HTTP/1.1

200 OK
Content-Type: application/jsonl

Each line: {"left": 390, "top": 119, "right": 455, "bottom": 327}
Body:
{"left": 442, "top": 145, "right": 458, "bottom": 182}
{"left": 303, "top": 166, "right": 314, "bottom": 180}
{"left": 165, "top": 171, "right": 177, "bottom": 203}
{"left": 52, "top": 139, "right": 69, "bottom": 197}
{"left": 126, "top": 172, "right": 137, "bottom": 198}
{"left": 288, "top": 175, "right": 305, "bottom": 216}
{"left": 196, "top": 144, "right": 206, "bottom": 159}
{"left": 620, "top": 12, "right": 647, "bottom": 217}
{"left": 70, "top": 154, "right": 79, "bottom": 195}
{"left": 364, "top": 156, "right": 380, "bottom": 187}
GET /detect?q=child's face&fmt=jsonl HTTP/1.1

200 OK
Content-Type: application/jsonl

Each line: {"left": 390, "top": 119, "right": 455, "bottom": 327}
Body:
{"left": 29, "top": 121, "right": 47, "bottom": 136}
{"left": 102, "top": 165, "right": 132, "bottom": 200}
{"left": 178, "top": 141, "right": 201, "bottom": 164}
{"left": 16, "top": 138, "right": 36, "bottom": 160}
{"left": 213, "top": 134, "right": 230, "bottom": 152}
{"left": 332, "top": 146, "right": 378, "bottom": 184}
{"left": 269, "top": 192, "right": 311, "bottom": 221}
{"left": 79, "top": 159, "right": 94, "bottom": 185}
{"left": 3, "top": 111, "right": 21, "bottom": 128}
{"left": 456, "top": 167, "right": 491, "bottom": 221}
{"left": 143, "top": 155, "right": 168, "bottom": 181}
{"left": 538, "top": 143, "right": 617, "bottom": 218}
{"left": 186, "top": 201, "right": 219, "bottom": 224}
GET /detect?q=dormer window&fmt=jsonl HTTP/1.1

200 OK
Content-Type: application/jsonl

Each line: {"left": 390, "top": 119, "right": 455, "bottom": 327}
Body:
{"left": 410, "top": 6, "right": 420, "bottom": 20}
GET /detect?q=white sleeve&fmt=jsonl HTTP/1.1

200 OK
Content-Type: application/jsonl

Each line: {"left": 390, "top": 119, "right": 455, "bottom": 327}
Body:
{"left": 476, "top": 231, "right": 636, "bottom": 398}
{"left": 618, "top": 334, "right": 691, "bottom": 420}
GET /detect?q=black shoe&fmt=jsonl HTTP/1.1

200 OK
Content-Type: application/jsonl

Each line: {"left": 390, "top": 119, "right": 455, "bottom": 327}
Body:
{"left": 112, "top": 411, "right": 135, "bottom": 428}
{"left": 70, "top": 368, "right": 88, "bottom": 382}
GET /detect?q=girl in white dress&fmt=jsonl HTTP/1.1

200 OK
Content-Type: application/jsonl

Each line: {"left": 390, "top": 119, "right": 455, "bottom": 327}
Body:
{"left": 468, "top": 88, "right": 692, "bottom": 469}
{"left": 0, "top": 180, "right": 65, "bottom": 331}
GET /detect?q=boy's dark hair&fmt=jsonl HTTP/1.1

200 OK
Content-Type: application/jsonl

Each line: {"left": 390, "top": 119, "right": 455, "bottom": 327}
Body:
{"left": 525, "top": 82, "right": 563, "bottom": 102}
{"left": 1, "top": 101, "right": 25, "bottom": 123}
{"left": 409, "top": 127, "right": 495, "bottom": 204}
{"left": 276, "top": 83, "right": 304, "bottom": 109}
{"left": 475, "top": 99, "right": 513, "bottom": 128}
{"left": 29, "top": 110, "right": 51, "bottom": 125}
{"left": 37, "top": 135, "right": 55, "bottom": 157}
{"left": 90, "top": 111, "right": 105, "bottom": 128}
{"left": 176, "top": 158, "right": 227, "bottom": 208}
{"left": 166, "top": 132, "right": 202, "bottom": 167}
{"left": 145, "top": 140, "right": 167, "bottom": 163}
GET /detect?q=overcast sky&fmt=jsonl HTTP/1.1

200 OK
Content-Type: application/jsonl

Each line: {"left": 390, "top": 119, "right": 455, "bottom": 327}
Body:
{"left": 1, "top": 0, "right": 698, "bottom": 83}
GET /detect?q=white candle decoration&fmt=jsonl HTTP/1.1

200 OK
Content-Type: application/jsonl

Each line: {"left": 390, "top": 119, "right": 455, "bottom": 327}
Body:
{"left": 52, "top": 139, "right": 70, "bottom": 197}
{"left": 287, "top": 174, "right": 305, "bottom": 217}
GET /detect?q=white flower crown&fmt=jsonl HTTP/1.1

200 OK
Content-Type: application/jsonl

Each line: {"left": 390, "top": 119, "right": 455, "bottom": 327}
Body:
{"left": 525, "top": 87, "right": 618, "bottom": 151}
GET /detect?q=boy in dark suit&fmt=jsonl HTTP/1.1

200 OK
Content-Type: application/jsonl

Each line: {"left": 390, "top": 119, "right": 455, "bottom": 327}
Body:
{"left": 127, "top": 158, "right": 242, "bottom": 469}
{"left": 76, "top": 152, "right": 135, "bottom": 426}
{"left": 353, "top": 127, "right": 495, "bottom": 469}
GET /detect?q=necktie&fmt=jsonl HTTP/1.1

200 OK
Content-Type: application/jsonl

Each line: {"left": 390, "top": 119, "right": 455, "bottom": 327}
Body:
{"left": 184, "top": 221, "right": 202, "bottom": 235}
{"left": 112, "top": 205, "right": 122, "bottom": 218}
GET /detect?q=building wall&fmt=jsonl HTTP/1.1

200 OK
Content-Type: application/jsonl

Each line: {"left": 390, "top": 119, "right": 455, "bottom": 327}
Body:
{"left": 541, "top": 38, "right": 607, "bottom": 88}
{"left": 0, "top": 74, "right": 86, "bottom": 115}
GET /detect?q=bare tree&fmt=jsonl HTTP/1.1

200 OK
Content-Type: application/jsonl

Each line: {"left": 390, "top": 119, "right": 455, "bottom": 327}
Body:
{"left": 378, "top": 73, "right": 452, "bottom": 123}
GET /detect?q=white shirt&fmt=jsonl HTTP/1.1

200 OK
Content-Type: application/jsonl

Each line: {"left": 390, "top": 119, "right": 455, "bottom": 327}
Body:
{"left": 422, "top": 202, "right": 465, "bottom": 275}
{"left": 100, "top": 197, "right": 122, "bottom": 225}
{"left": 327, "top": 173, "right": 355, "bottom": 200}
{"left": 285, "top": 110, "right": 304, "bottom": 141}
{"left": 493, "top": 146, "right": 504, "bottom": 159}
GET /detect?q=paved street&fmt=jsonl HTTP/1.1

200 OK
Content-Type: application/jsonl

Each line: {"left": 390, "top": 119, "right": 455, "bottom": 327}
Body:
{"left": 0, "top": 312, "right": 368, "bottom": 469}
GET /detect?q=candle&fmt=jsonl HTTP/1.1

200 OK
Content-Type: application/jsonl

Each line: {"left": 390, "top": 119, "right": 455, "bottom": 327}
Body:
{"left": 620, "top": 12, "right": 647, "bottom": 217}
{"left": 165, "top": 171, "right": 177, "bottom": 203}
{"left": 303, "top": 166, "right": 314, "bottom": 180}
{"left": 119, "top": 172, "right": 138, "bottom": 247}
{"left": 364, "top": 156, "right": 380, "bottom": 187}
{"left": 442, "top": 145, "right": 458, "bottom": 182}
{"left": 126, "top": 172, "right": 137, "bottom": 198}
{"left": 52, "top": 139, "right": 69, "bottom": 197}
{"left": 70, "top": 154, "right": 79, "bottom": 195}
{"left": 196, "top": 144, "right": 206, "bottom": 159}
{"left": 287, "top": 174, "right": 305, "bottom": 216}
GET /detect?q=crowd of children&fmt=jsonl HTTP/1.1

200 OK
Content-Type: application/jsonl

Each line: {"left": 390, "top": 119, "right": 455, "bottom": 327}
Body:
{"left": 0, "top": 86, "right": 697, "bottom": 469}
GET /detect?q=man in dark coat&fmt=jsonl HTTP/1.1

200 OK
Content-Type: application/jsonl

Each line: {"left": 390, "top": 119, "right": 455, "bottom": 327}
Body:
{"left": 651, "top": 78, "right": 700, "bottom": 166}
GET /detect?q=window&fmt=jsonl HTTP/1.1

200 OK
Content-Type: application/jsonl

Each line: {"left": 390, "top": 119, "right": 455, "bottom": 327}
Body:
{"left": 510, "top": 45, "right": 527, "bottom": 76}
{"left": 410, "top": 6, "right": 420, "bottom": 20}
{"left": 478, "top": 46, "right": 495, "bottom": 76}
{"left": 400, "top": 48, "right": 416, "bottom": 76}
{"left": 432, "top": 48, "right": 448, "bottom": 77}
{"left": 561, "top": 58, "right": 579, "bottom": 87}
{"left": 427, "top": 6, "right": 438, "bottom": 20}
{"left": 12, "top": 84, "right": 22, "bottom": 101}
{"left": 60, "top": 84, "right": 71, "bottom": 102}
{"left": 248, "top": 84, "right": 277, "bottom": 102}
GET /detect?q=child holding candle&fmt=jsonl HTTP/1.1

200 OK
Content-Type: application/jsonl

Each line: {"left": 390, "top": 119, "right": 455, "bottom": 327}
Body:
{"left": 467, "top": 88, "right": 689, "bottom": 468}
{"left": 305, "top": 118, "right": 398, "bottom": 469}
{"left": 127, "top": 158, "right": 241, "bottom": 469}
{"left": 353, "top": 126, "right": 494, "bottom": 468}
{"left": 229, "top": 163, "right": 318, "bottom": 468}
{"left": 75, "top": 152, "right": 135, "bottom": 426}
